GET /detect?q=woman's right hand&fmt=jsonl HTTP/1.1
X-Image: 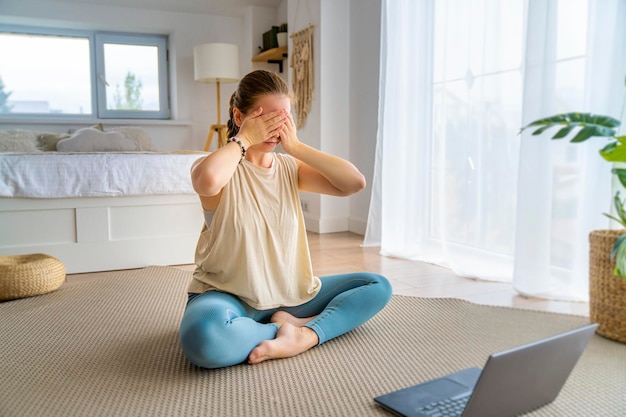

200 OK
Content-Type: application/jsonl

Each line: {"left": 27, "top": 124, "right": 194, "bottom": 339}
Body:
{"left": 237, "top": 107, "right": 286, "bottom": 148}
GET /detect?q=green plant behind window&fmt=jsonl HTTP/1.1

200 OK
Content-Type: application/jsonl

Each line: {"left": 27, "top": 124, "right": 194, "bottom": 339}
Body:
{"left": 0, "top": 75, "right": 13, "bottom": 113}
{"left": 113, "top": 71, "right": 143, "bottom": 110}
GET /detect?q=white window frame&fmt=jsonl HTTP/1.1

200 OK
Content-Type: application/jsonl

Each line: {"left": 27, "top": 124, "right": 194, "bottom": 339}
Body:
{"left": 95, "top": 32, "right": 170, "bottom": 119}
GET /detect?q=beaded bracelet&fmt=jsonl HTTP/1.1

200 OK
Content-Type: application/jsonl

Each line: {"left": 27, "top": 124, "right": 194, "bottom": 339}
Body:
{"left": 227, "top": 136, "right": 246, "bottom": 163}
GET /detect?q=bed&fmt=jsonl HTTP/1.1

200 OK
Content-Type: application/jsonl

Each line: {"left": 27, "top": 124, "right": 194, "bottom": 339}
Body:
{"left": 0, "top": 127, "right": 206, "bottom": 274}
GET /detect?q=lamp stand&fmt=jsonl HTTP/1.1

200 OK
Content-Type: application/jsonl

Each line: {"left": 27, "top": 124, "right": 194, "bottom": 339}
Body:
{"left": 203, "top": 124, "right": 229, "bottom": 151}
{"left": 203, "top": 80, "right": 229, "bottom": 151}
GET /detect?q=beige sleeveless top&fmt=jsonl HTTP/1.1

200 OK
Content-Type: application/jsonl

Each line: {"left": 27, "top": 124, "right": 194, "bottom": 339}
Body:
{"left": 187, "top": 153, "right": 321, "bottom": 309}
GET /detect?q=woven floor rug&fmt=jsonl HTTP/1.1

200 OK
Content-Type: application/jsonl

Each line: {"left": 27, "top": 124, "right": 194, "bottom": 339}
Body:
{"left": 1, "top": 266, "right": 624, "bottom": 417}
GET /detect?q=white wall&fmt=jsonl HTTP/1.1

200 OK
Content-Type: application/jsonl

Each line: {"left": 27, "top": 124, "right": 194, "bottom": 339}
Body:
{"left": 348, "top": 0, "right": 381, "bottom": 233}
{"left": 288, "top": 0, "right": 323, "bottom": 231}
{"left": 0, "top": 0, "right": 383, "bottom": 236}
{"left": 319, "top": 0, "right": 351, "bottom": 232}
{"left": 287, "top": 0, "right": 381, "bottom": 234}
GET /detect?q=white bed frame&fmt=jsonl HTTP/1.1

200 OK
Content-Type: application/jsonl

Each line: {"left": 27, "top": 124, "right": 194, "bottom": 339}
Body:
{"left": 0, "top": 195, "right": 204, "bottom": 273}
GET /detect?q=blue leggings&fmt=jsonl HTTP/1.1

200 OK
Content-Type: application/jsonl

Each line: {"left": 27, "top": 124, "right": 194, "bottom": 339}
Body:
{"left": 179, "top": 272, "right": 392, "bottom": 369}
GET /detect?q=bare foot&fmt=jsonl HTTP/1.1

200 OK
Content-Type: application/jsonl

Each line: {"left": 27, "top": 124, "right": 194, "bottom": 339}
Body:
{"left": 271, "top": 310, "right": 317, "bottom": 327}
{"left": 248, "top": 322, "right": 319, "bottom": 365}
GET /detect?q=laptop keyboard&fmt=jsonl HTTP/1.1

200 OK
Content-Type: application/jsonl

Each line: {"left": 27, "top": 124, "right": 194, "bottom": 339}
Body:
{"left": 418, "top": 395, "right": 470, "bottom": 416}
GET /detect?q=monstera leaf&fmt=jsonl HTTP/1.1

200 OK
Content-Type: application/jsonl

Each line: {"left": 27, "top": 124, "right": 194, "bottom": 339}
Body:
{"left": 520, "top": 112, "right": 620, "bottom": 143}
{"left": 600, "top": 137, "right": 626, "bottom": 162}
{"left": 612, "top": 167, "right": 626, "bottom": 189}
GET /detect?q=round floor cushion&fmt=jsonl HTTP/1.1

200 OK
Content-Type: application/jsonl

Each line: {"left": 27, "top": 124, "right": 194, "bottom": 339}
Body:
{"left": 0, "top": 254, "right": 66, "bottom": 301}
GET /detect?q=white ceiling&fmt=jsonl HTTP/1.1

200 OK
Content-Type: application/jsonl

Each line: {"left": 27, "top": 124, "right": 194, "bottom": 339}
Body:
{"left": 37, "top": 0, "right": 283, "bottom": 16}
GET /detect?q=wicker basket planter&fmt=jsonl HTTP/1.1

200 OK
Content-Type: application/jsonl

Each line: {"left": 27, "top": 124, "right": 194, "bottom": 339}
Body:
{"left": 0, "top": 254, "right": 66, "bottom": 301}
{"left": 589, "top": 230, "right": 626, "bottom": 343}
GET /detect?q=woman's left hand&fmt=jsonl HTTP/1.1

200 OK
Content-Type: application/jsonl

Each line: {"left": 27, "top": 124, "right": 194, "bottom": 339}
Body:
{"left": 278, "top": 112, "right": 301, "bottom": 155}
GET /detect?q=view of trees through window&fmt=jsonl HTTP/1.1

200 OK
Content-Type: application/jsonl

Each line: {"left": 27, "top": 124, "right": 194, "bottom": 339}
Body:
{"left": 113, "top": 72, "right": 143, "bottom": 110}
{"left": 0, "top": 76, "right": 12, "bottom": 113}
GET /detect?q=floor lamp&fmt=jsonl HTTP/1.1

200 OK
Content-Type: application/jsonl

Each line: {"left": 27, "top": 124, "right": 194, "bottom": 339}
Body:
{"left": 193, "top": 43, "right": 240, "bottom": 151}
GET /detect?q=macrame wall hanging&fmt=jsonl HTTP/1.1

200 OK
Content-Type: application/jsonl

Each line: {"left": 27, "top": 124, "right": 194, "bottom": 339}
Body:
{"left": 289, "top": 1, "right": 314, "bottom": 129}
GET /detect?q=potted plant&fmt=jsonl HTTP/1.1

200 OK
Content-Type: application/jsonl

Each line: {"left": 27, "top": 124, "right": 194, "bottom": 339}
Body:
{"left": 520, "top": 112, "right": 626, "bottom": 343}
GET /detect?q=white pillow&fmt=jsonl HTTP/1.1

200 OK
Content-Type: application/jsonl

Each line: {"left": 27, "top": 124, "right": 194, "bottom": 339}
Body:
{"left": 108, "top": 126, "right": 157, "bottom": 151}
{"left": 57, "top": 127, "right": 136, "bottom": 152}
{"left": 0, "top": 129, "right": 41, "bottom": 152}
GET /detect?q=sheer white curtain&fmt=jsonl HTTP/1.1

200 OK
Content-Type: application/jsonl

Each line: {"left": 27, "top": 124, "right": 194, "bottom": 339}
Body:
{"left": 364, "top": 0, "right": 626, "bottom": 301}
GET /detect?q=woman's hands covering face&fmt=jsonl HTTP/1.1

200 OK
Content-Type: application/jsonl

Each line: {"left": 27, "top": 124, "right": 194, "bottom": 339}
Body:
{"left": 277, "top": 112, "right": 301, "bottom": 154}
{"left": 237, "top": 107, "right": 287, "bottom": 148}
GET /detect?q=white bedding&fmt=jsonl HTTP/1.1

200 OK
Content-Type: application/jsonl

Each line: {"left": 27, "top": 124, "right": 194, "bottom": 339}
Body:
{"left": 0, "top": 151, "right": 205, "bottom": 198}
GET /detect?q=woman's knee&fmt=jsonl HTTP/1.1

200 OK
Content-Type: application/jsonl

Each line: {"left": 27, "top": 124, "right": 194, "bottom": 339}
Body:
{"left": 365, "top": 272, "right": 393, "bottom": 305}
{"left": 179, "top": 319, "right": 215, "bottom": 368}
{"left": 179, "top": 294, "right": 250, "bottom": 369}
{"left": 180, "top": 315, "right": 254, "bottom": 369}
{"left": 180, "top": 315, "right": 229, "bottom": 368}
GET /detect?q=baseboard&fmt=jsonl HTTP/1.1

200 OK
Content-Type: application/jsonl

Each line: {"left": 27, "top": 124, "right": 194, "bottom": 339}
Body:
{"left": 303, "top": 214, "right": 319, "bottom": 233}
{"left": 348, "top": 218, "right": 366, "bottom": 235}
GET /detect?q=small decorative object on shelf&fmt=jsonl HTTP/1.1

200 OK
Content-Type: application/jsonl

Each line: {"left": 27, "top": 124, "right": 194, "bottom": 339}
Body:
{"left": 277, "top": 32, "right": 288, "bottom": 48}
{"left": 262, "top": 26, "right": 279, "bottom": 51}
{"left": 277, "top": 23, "right": 288, "bottom": 48}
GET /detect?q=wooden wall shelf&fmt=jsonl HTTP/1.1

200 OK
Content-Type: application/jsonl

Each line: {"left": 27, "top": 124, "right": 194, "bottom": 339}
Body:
{"left": 252, "top": 46, "right": 288, "bottom": 62}
{"left": 252, "top": 46, "right": 288, "bottom": 72}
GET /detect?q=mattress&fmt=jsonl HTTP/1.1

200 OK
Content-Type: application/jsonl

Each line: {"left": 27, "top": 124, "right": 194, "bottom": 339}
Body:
{"left": 0, "top": 151, "right": 205, "bottom": 198}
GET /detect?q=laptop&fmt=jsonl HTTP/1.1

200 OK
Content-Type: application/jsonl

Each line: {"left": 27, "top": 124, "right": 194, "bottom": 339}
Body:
{"left": 374, "top": 323, "right": 598, "bottom": 417}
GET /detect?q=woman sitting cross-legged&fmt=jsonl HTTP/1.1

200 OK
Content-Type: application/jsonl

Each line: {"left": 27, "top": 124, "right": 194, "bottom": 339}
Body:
{"left": 179, "top": 69, "right": 392, "bottom": 369}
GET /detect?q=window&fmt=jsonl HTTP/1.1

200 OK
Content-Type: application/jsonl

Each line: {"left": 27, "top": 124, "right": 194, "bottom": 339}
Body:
{"left": 368, "top": 0, "right": 621, "bottom": 300}
{"left": 429, "top": 0, "right": 590, "bottom": 268}
{"left": 0, "top": 25, "right": 170, "bottom": 119}
{"left": 430, "top": 0, "right": 526, "bottom": 257}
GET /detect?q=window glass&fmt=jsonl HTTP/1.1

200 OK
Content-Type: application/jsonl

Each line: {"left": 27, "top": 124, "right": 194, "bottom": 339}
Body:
{"left": 0, "top": 31, "right": 91, "bottom": 115}
{"left": 557, "top": 0, "right": 588, "bottom": 60}
{"left": 429, "top": 0, "right": 589, "bottom": 267}
{"left": 431, "top": 0, "right": 525, "bottom": 254}
{"left": 103, "top": 43, "right": 160, "bottom": 111}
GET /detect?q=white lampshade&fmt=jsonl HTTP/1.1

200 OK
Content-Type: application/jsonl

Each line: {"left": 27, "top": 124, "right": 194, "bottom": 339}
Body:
{"left": 193, "top": 43, "right": 240, "bottom": 83}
